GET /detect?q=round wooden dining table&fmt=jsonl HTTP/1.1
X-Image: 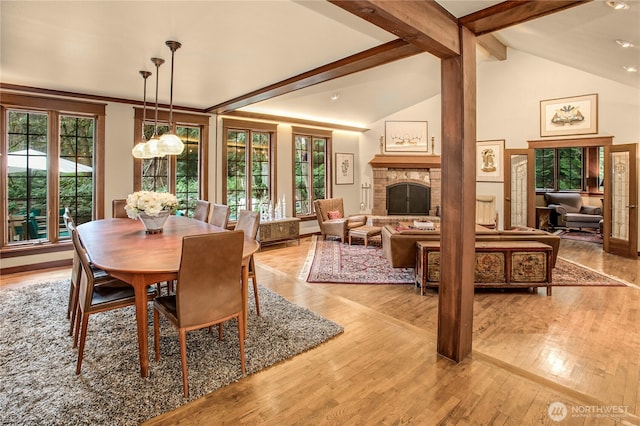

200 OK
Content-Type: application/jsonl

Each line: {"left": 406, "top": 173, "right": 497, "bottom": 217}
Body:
{"left": 76, "top": 215, "right": 259, "bottom": 378}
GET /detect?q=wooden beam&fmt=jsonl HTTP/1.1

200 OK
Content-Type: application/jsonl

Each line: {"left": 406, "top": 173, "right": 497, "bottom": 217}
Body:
{"left": 329, "top": 0, "right": 460, "bottom": 59}
{"left": 438, "top": 26, "right": 477, "bottom": 362}
{"left": 206, "top": 39, "right": 422, "bottom": 114}
{"left": 222, "top": 111, "right": 370, "bottom": 133}
{"left": 478, "top": 33, "right": 507, "bottom": 61}
{"left": 459, "top": 0, "right": 590, "bottom": 36}
{"left": 368, "top": 154, "right": 441, "bottom": 169}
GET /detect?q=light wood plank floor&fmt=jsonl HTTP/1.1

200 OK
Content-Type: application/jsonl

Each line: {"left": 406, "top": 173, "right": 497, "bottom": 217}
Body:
{"left": 2, "top": 237, "right": 639, "bottom": 425}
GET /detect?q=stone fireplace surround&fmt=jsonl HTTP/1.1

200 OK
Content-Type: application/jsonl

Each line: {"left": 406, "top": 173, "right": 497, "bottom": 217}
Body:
{"left": 368, "top": 155, "right": 441, "bottom": 217}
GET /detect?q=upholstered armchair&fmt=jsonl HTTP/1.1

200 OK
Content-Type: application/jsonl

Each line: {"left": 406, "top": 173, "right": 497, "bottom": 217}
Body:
{"left": 476, "top": 195, "right": 498, "bottom": 229}
{"left": 544, "top": 192, "right": 603, "bottom": 230}
{"left": 314, "top": 198, "right": 366, "bottom": 243}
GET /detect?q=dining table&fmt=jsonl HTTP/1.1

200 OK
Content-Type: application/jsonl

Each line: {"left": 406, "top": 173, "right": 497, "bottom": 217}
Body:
{"left": 76, "top": 215, "right": 260, "bottom": 378}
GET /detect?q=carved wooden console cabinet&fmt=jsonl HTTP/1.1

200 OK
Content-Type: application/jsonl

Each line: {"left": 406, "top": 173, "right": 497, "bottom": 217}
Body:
{"left": 415, "top": 240, "right": 553, "bottom": 296}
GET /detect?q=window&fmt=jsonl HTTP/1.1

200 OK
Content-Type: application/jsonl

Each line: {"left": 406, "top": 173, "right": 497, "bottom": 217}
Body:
{"left": 293, "top": 127, "right": 331, "bottom": 217}
{"left": 2, "top": 93, "right": 105, "bottom": 250}
{"left": 531, "top": 138, "right": 609, "bottom": 193}
{"left": 223, "top": 119, "right": 276, "bottom": 221}
{"left": 133, "top": 109, "right": 208, "bottom": 217}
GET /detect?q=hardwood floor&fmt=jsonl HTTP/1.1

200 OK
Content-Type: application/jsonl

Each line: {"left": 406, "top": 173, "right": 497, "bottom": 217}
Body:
{"left": 2, "top": 237, "right": 639, "bottom": 425}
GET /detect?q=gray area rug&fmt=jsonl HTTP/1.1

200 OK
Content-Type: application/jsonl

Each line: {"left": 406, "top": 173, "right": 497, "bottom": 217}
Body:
{"left": 0, "top": 280, "right": 343, "bottom": 425}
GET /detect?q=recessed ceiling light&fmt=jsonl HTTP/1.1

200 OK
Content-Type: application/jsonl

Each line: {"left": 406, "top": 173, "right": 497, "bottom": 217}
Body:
{"left": 622, "top": 65, "right": 638, "bottom": 72}
{"left": 606, "top": 1, "right": 630, "bottom": 10}
{"left": 330, "top": 93, "right": 340, "bottom": 101}
{"left": 616, "top": 39, "right": 635, "bottom": 48}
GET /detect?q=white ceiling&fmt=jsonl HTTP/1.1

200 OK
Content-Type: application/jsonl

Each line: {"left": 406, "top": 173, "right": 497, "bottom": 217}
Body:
{"left": 1, "top": 1, "right": 638, "bottom": 127}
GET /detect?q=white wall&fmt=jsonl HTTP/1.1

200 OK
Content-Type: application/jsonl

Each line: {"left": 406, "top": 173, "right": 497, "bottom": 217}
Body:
{"left": 357, "top": 48, "right": 640, "bottom": 232}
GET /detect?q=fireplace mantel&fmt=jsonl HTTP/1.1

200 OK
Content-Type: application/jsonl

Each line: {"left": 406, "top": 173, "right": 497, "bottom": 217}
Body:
{"left": 369, "top": 155, "right": 441, "bottom": 169}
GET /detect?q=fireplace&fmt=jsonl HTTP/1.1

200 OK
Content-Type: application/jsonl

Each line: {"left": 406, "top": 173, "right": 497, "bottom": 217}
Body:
{"left": 387, "top": 183, "right": 430, "bottom": 215}
{"left": 369, "top": 155, "right": 441, "bottom": 216}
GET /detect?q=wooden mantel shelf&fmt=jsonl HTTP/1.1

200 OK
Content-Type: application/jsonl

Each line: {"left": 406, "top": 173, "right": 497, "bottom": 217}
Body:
{"left": 369, "top": 155, "right": 441, "bottom": 169}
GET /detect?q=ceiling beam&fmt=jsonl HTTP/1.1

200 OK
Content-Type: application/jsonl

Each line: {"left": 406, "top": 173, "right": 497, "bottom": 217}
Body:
{"left": 478, "top": 33, "right": 507, "bottom": 61}
{"left": 329, "top": 0, "right": 460, "bottom": 59}
{"left": 222, "top": 111, "right": 370, "bottom": 133}
{"left": 459, "top": 0, "right": 590, "bottom": 36}
{"left": 206, "top": 39, "right": 422, "bottom": 114}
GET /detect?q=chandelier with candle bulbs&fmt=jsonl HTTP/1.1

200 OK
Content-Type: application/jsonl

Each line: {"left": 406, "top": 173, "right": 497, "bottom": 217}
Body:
{"left": 132, "top": 40, "right": 185, "bottom": 159}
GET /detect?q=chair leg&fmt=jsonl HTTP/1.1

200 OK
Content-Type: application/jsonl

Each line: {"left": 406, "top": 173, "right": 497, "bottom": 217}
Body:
{"left": 76, "top": 313, "right": 89, "bottom": 374}
{"left": 218, "top": 323, "right": 223, "bottom": 341}
{"left": 66, "top": 280, "right": 74, "bottom": 319}
{"left": 250, "top": 257, "right": 260, "bottom": 316}
{"left": 73, "top": 305, "right": 82, "bottom": 349}
{"left": 179, "top": 329, "right": 189, "bottom": 397}
{"left": 69, "top": 286, "right": 79, "bottom": 336}
{"left": 237, "top": 314, "right": 246, "bottom": 375}
{"left": 153, "top": 308, "right": 161, "bottom": 361}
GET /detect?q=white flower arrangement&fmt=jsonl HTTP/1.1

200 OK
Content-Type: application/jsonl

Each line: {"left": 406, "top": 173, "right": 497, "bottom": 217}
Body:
{"left": 125, "top": 191, "right": 178, "bottom": 219}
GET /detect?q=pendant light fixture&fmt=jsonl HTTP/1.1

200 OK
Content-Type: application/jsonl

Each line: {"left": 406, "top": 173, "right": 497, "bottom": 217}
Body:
{"left": 132, "top": 70, "right": 153, "bottom": 159}
{"left": 143, "top": 57, "right": 165, "bottom": 158}
{"left": 157, "top": 40, "right": 185, "bottom": 155}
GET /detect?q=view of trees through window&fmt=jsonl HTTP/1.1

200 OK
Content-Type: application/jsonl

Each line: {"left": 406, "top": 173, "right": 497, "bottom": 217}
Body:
{"left": 6, "top": 110, "right": 95, "bottom": 244}
{"left": 225, "top": 128, "right": 272, "bottom": 221}
{"left": 294, "top": 133, "right": 328, "bottom": 216}
{"left": 534, "top": 146, "right": 604, "bottom": 192}
{"left": 141, "top": 123, "right": 200, "bottom": 217}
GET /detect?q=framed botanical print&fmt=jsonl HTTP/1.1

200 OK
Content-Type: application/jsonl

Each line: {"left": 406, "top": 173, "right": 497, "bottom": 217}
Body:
{"left": 476, "top": 140, "right": 504, "bottom": 182}
{"left": 335, "top": 152, "right": 354, "bottom": 185}
{"left": 540, "top": 94, "right": 598, "bottom": 137}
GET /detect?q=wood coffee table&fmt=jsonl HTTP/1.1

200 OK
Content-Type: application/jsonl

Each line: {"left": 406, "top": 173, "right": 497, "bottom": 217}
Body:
{"left": 348, "top": 226, "right": 382, "bottom": 247}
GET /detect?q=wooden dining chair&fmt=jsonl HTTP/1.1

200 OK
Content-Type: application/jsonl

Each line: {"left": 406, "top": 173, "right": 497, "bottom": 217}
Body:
{"left": 112, "top": 199, "right": 128, "bottom": 218}
{"left": 192, "top": 200, "right": 211, "bottom": 222}
{"left": 234, "top": 209, "right": 261, "bottom": 315}
{"left": 153, "top": 231, "right": 246, "bottom": 397}
{"left": 209, "top": 203, "right": 230, "bottom": 229}
{"left": 71, "top": 228, "right": 157, "bottom": 374}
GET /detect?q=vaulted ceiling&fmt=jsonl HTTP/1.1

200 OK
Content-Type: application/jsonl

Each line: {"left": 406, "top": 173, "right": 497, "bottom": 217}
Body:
{"left": 1, "top": 1, "right": 638, "bottom": 128}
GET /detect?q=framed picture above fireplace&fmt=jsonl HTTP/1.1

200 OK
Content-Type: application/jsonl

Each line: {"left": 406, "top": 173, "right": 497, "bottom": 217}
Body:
{"left": 476, "top": 140, "right": 504, "bottom": 182}
{"left": 384, "top": 121, "right": 428, "bottom": 153}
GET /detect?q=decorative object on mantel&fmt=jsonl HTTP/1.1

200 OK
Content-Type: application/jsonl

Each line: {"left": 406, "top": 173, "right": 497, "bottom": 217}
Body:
{"left": 384, "top": 121, "right": 428, "bottom": 153}
{"left": 540, "top": 93, "right": 598, "bottom": 137}
{"left": 125, "top": 190, "right": 178, "bottom": 234}
{"left": 476, "top": 140, "right": 504, "bottom": 182}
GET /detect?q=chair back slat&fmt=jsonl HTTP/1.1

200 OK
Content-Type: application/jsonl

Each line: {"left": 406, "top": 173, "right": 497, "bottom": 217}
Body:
{"left": 175, "top": 231, "right": 244, "bottom": 327}
{"left": 234, "top": 210, "right": 259, "bottom": 240}
{"left": 192, "top": 200, "right": 211, "bottom": 222}
{"left": 112, "top": 199, "right": 128, "bottom": 218}
{"left": 209, "top": 204, "right": 230, "bottom": 228}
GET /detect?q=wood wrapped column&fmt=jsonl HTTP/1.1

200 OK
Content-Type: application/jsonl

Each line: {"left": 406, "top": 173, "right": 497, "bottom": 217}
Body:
{"left": 437, "top": 26, "right": 477, "bottom": 362}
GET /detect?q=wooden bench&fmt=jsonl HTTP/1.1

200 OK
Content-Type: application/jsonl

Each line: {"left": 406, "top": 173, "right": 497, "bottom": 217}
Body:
{"left": 415, "top": 240, "right": 553, "bottom": 296}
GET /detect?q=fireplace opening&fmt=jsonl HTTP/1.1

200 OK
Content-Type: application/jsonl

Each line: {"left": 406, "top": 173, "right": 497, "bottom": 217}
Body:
{"left": 386, "top": 183, "right": 430, "bottom": 215}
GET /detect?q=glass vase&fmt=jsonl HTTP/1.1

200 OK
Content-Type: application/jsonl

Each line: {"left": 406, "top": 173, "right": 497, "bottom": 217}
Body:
{"left": 138, "top": 210, "right": 170, "bottom": 234}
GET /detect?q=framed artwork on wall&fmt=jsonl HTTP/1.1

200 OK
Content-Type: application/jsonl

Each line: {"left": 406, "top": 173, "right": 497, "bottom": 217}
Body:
{"left": 384, "top": 121, "right": 428, "bottom": 153}
{"left": 476, "top": 140, "right": 504, "bottom": 182}
{"left": 540, "top": 93, "right": 598, "bottom": 137}
{"left": 335, "top": 152, "right": 354, "bottom": 185}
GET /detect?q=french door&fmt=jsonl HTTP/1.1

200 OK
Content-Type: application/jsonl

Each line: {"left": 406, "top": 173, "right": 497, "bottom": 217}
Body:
{"left": 504, "top": 149, "right": 535, "bottom": 229}
{"left": 603, "top": 143, "right": 637, "bottom": 258}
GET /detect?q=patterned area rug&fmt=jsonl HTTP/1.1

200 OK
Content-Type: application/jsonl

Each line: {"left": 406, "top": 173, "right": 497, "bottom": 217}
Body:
{"left": 556, "top": 229, "right": 603, "bottom": 244}
{"left": 302, "top": 236, "right": 628, "bottom": 288}
{"left": 302, "top": 236, "right": 414, "bottom": 284}
{"left": 0, "top": 281, "right": 343, "bottom": 425}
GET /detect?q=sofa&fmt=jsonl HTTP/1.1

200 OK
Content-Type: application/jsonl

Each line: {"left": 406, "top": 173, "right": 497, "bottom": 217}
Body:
{"left": 544, "top": 192, "right": 603, "bottom": 230}
{"left": 381, "top": 225, "right": 561, "bottom": 269}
